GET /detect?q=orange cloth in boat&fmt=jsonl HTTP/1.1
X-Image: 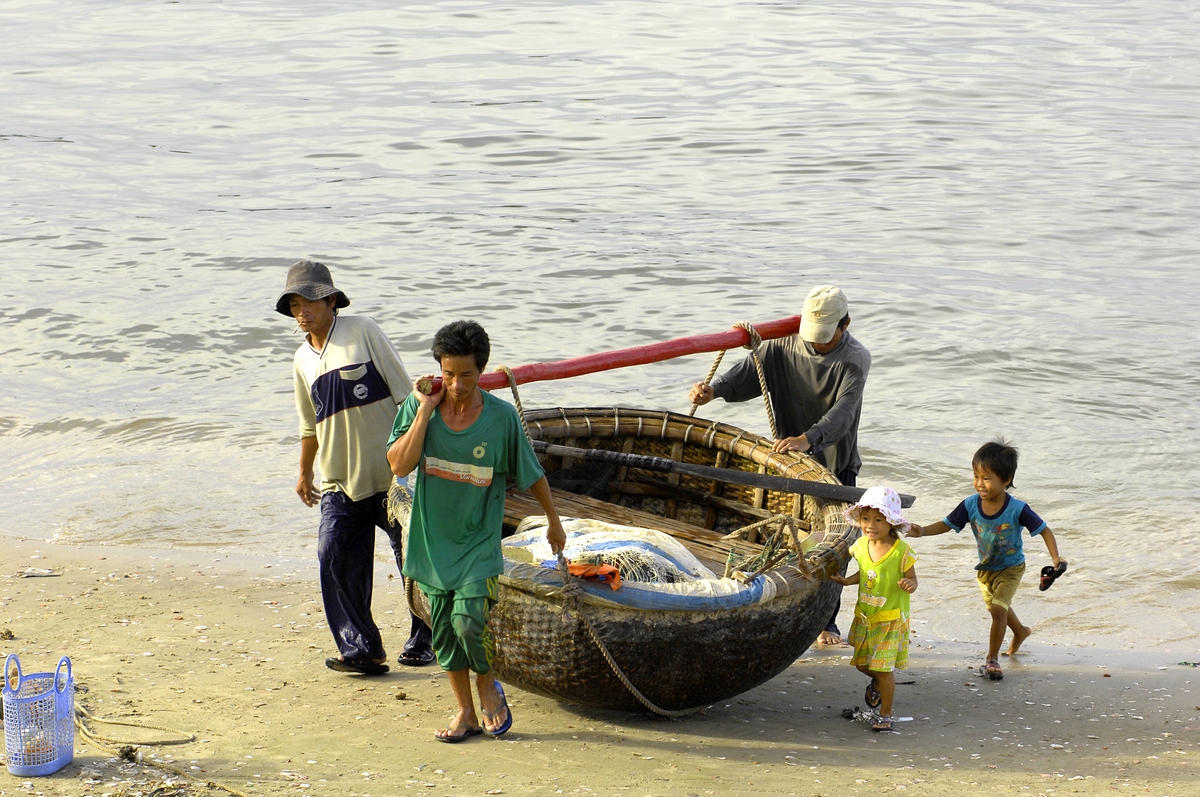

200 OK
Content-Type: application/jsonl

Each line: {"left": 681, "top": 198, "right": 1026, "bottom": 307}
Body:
{"left": 567, "top": 563, "right": 622, "bottom": 590}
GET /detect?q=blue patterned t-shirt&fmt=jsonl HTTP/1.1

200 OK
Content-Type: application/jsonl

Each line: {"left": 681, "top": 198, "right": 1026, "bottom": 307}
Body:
{"left": 944, "top": 494, "right": 1046, "bottom": 571}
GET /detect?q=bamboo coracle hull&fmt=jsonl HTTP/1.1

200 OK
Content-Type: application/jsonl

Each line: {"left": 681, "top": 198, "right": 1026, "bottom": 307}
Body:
{"left": 396, "top": 406, "right": 856, "bottom": 713}
{"left": 486, "top": 576, "right": 843, "bottom": 712}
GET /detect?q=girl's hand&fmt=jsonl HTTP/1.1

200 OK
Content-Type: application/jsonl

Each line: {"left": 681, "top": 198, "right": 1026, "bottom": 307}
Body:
{"left": 828, "top": 574, "right": 845, "bottom": 586}
{"left": 897, "top": 577, "right": 917, "bottom": 594}
{"left": 905, "top": 524, "right": 922, "bottom": 538}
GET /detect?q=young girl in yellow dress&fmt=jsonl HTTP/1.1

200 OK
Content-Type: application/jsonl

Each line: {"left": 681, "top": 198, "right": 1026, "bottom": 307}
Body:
{"left": 830, "top": 485, "right": 918, "bottom": 732}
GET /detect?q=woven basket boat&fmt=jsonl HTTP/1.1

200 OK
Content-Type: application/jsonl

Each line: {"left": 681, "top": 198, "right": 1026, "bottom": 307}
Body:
{"left": 394, "top": 406, "right": 855, "bottom": 713}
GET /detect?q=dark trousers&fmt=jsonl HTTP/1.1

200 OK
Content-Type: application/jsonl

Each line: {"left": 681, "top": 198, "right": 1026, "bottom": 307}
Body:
{"left": 825, "top": 467, "right": 858, "bottom": 636}
{"left": 318, "top": 490, "right": 431, "bottom": 660}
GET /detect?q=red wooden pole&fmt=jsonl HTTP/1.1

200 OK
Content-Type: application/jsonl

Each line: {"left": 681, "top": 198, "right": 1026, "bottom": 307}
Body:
{"left": 417, "top": 315, "right": 800, "bottom": 394}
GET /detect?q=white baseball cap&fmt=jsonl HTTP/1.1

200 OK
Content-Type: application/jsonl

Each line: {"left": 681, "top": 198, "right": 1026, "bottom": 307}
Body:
{"left": 799, "top": 285, "right": 848, "bottom": 344}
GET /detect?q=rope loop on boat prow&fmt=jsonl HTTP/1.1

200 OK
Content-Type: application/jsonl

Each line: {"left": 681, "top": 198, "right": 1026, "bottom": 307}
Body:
{"left": 555, "top": 552, "right": 702, "bottom": 719}
{"left": 689, "top": 321, "right": 779, "bottom": 440}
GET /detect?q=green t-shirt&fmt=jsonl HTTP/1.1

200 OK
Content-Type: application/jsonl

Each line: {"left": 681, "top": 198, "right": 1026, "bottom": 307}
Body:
{"left": 388, "top": 390, "right": 545, "bottom": 591}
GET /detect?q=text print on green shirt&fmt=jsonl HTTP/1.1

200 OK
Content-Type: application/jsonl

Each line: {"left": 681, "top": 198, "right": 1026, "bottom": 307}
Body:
{"left": 425, "top": 455, "right": 494, "bottom": 487}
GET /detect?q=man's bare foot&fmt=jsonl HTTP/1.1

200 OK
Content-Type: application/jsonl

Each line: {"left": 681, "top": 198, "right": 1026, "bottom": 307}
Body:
{"left": 817, "top": 630, "right": 844, "bottom": 646}
{"left": 480, "top": 681, "right": 511, "bottom": 736}
{"left": 1005, "top": 625, "right": 1032, "bottom": 656}
{"left": 435, "top": 710, "right": 482, "bottom": 743}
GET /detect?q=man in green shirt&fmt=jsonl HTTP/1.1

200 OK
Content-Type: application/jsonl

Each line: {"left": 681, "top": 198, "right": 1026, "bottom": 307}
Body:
{"left": 387, "top": 320, "right": 565, "bottom": 742}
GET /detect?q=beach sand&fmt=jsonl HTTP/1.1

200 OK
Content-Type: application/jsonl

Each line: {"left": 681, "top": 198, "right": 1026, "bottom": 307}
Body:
{"left": 1, "top": 539, "right": 1196, "bottom": 797}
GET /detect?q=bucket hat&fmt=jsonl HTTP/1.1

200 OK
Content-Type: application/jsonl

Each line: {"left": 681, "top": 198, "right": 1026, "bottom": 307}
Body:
{"left": 274, "top": 260, "right": 351, "bottom": 316}
{"left": 799, "top": 285, "right": 848, "bottom": 344}
{"left": 844, "top": 485, "right": 911, "bottom": 533}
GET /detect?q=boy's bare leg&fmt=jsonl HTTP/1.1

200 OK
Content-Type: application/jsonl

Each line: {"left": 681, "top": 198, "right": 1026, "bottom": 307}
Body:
{"left": 987, "top": 602, "right": 1009, "bottom": 662}
{"left": 440, "top": 669, "right": 480, "bottom": 736}
{"left": 1005, "top": 607, "right": 1032, "bottom": 655}
{"left": 876, "top": 670, "right": 896, "bottom": 717}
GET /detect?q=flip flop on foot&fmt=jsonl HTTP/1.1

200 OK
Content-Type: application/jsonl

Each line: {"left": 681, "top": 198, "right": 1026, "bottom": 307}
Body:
{"left": 983, "top": 659, "right": 1003, "bottom": 681}
{"left": 482, "top": 681, "right": 513, "bottom": 737}
{"left": 1039, "top": 561, "right": 1068, "bottom": 591}
{"left": 435, "top": 722, "right": 483, "bottom": 743}
{"left": 864, "top": 679, "right": 882, "bottom": 708}
{"left": 397, "top": 647, "right": 436, "bottom": 667}
{"left": 872, "top": 715, "right": 894, "bottom": 732}
{"left": 325, "top": 656, "right": 389, "bottom": 676}
{"left": 817, "top": 631, "right": 847, "bottom": 647}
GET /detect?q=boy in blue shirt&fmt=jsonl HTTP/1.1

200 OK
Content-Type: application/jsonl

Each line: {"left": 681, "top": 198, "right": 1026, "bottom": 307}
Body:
{"left": 908, "top": 440, "right": 1065, "bottom": 681}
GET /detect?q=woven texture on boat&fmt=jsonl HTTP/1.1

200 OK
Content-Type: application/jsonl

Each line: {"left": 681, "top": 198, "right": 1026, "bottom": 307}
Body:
{"left": 489, "top": 577, "right": 841, "bottom": 711}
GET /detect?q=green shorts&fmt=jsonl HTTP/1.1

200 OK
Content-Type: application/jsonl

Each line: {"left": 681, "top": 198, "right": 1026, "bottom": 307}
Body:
{"left": 976, "top": 563, "right": 1025, "bottom": 610}
{"left": 419, "top": 577, "right": 498, "bottom": 674}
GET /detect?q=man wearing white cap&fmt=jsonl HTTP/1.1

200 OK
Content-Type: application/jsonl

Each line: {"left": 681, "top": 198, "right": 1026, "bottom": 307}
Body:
{"left": 689, "top": 284, "right": 871, "bottom": 645}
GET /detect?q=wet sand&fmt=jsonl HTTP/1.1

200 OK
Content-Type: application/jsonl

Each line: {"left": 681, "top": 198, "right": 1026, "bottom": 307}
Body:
{"left": 1, "top": 539, "right": 1197, "bottom": 796}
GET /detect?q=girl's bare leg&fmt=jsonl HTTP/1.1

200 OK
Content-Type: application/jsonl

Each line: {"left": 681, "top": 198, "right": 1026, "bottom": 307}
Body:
{"left": 875, "top": 670, "right": 896, "bottom": 717}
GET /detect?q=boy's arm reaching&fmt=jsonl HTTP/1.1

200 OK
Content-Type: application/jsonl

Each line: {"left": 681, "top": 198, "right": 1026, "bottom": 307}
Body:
{"left": 907, "top": 520, "right": 951, "bottom": 538}
{"left": 898, "top": 564, "right": 918, "bottom": 594}
{"left": 1039, "top": 527, "right": 1064, "bottom": 566}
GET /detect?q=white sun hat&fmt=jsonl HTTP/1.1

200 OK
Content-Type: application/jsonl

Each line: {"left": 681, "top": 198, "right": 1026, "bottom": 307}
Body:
{"left": 844, "top": 485, "right": 911, "bottom": 533}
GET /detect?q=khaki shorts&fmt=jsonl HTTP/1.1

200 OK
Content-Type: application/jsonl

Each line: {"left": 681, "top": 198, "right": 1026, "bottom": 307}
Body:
{"left": 976, "top": 564, "right": 1025, "bottom": 610}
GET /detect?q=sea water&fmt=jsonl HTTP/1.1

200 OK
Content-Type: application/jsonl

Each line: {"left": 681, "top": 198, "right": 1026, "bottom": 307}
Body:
{"left": 2, "top": 0, "right": 1198, "bottom": 653}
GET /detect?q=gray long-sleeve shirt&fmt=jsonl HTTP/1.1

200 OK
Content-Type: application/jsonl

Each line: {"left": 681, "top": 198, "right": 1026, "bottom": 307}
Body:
{"left": 710, "top": 331, "right": 871, "bottom": 478}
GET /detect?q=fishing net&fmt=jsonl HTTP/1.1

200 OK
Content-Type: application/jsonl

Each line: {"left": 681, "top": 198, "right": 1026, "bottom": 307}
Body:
{"left": 569, "top": 547, "right": 688, "bottom": 584}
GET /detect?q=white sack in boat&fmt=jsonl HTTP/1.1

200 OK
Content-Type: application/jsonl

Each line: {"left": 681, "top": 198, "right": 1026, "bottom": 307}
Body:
{"left": 506, "top": 517, "right": 779, "bottom": 610}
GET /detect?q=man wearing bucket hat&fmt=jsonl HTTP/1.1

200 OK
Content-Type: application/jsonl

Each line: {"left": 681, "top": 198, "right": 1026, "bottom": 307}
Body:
{"left": 689, "top": 284, "right": 871, "bottom": 645}
{"left": 276, "top": 260, "right": 433, "bottom": 675}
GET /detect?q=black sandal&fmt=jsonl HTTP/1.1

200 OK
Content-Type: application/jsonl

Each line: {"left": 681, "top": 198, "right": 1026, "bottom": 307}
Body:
{"left": 864, "top": 679, "right": 882, "bottom": 708}
{"left": 1039, "top": 561, "right": 1067, "bottom": 591}
{"left": 325, "top": 656, "right": 389, "bottom": 675}
{"left": 397, "top": 647, "right": 436, "bottom": 666}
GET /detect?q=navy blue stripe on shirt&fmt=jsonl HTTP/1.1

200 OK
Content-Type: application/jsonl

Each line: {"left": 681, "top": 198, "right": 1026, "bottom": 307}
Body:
{"left": 311, "top": 361, "right": 391, "bottom": 424}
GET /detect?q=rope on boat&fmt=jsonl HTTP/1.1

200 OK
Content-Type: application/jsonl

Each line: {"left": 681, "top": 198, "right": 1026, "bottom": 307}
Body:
{"left": 555, "top": 553, "right": 701, "bottom": 719}
{"left": 689, "top": 352, "right": 726, "bottom": 417}
{"left": 496, "top": 365, "right": 534, "bottom": 445}
{"left": 689, "top": 322, "right": 778, "bottom": 440}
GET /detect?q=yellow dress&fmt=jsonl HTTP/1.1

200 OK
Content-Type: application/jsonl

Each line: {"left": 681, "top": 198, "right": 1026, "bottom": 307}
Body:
{"left": 846, "top": 536, "right": 917, "bottom": 672}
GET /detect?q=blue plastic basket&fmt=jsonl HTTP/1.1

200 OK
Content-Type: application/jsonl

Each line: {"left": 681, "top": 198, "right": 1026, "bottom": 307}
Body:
{"left": 3, "top": 654, "right": 74, "bottom": 777}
